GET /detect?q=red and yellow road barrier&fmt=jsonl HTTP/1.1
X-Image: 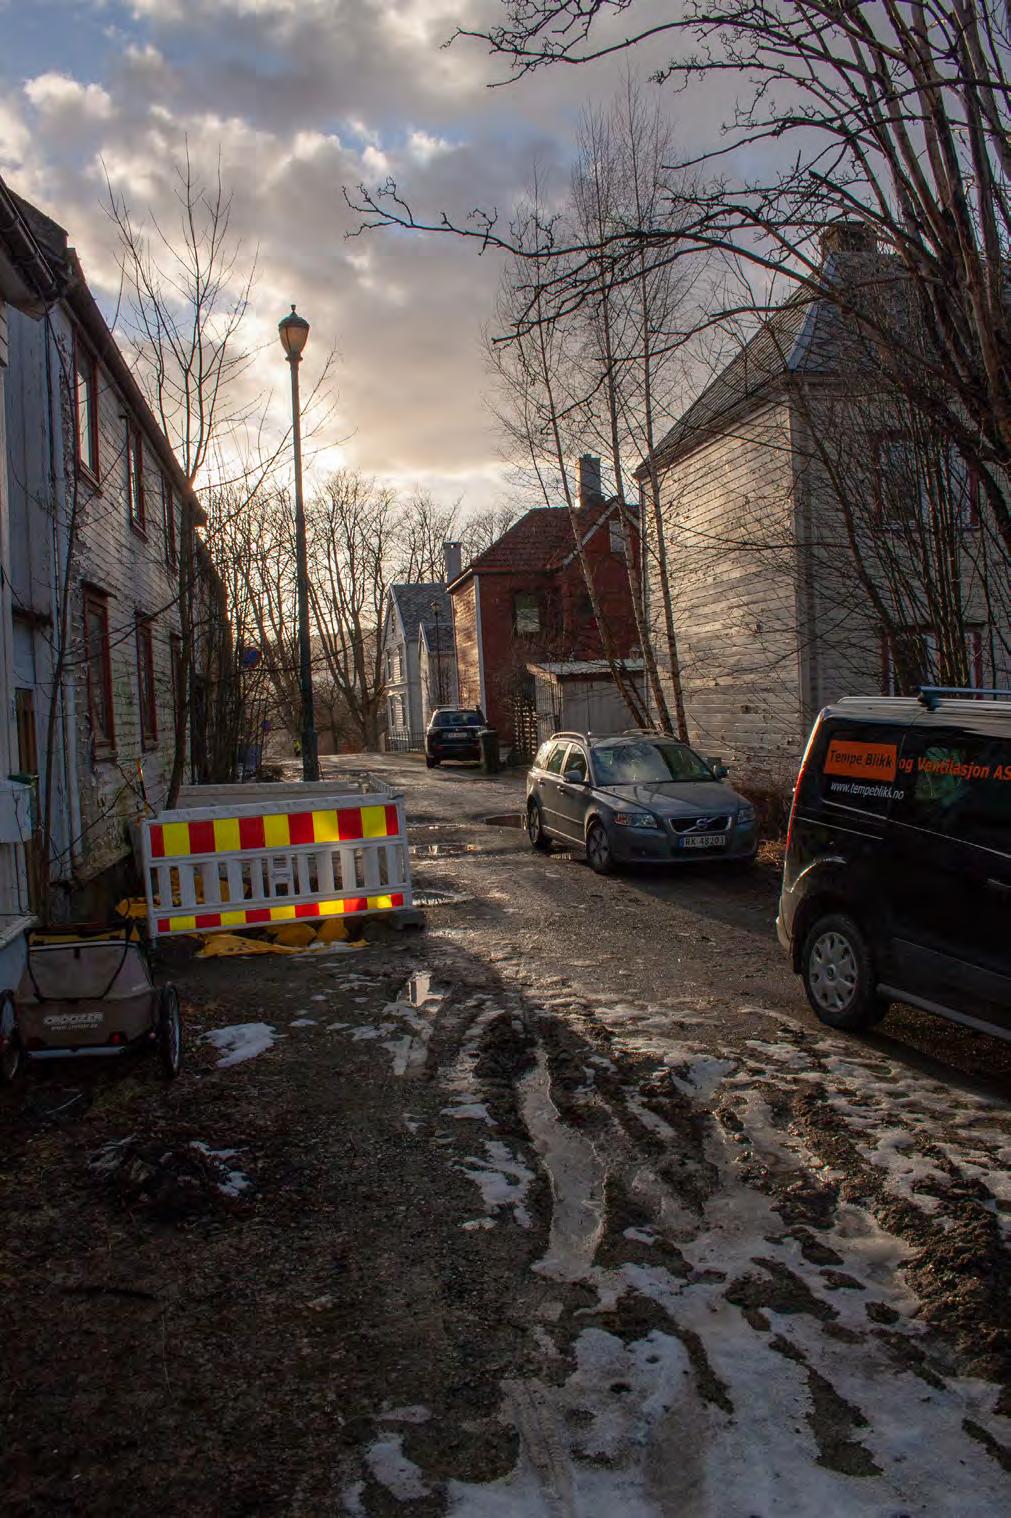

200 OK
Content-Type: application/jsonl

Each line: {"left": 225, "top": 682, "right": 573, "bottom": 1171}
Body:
{"left": 141, "top": 787, "right": 413, "bottom": 939}
{"left": 149, "top": 803, "right": 400, "bottom": 859}
{"left": 156, "top": 892, "right": 405, "bottom": 936}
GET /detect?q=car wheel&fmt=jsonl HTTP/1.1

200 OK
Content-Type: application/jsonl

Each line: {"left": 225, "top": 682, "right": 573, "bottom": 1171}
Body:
{"left": 426, "top": 756, "right": 440, "bottom": 768}
{"left": 0, "top": 991, "right": 23, "bottom": 1084}
{"left": 157, "top": 985, "right": 183, "bottom": 1079}
{"left": 527, "top": 800, "right": 552, "bottom": 852}
{"left": 586, "top": 820, "right": 614, "bottom": 876}
{"left": 801, "top": 914, "right": 886, "bottom": 1031}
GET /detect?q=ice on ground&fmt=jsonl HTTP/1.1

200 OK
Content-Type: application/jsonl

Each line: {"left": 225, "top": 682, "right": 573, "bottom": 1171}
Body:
{"left": 665, "top": 1052, "right": 735, "bottom": 1102}
{"left": 462, "top": 1218, "right": 495, "bottom": 1231}
{"left": 201, "top": 1022, "right": 278, "bottom": 1068}
{"left": 290, "top": 1017, "right": 317, "bottom": 1028}
{"left": 442, "top": 1102, "right": 495, "bottom": 1126}
{"left": 364, "top": 1434, "right": 429, "bottom": 1501}
{"left": 379, "top": 1405, "right": 431, "bottom": 1424}
{"left": 459, "top": 1141, "right": 535, "bottom": 1228}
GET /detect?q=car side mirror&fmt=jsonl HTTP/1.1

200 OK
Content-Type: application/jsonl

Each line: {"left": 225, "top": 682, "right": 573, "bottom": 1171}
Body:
{"left": 709, "top": 757, "right": 729, "bottom": 779}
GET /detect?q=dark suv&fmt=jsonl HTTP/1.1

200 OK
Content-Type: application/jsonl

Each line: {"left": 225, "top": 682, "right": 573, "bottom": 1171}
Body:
{"left": 526, "top": 730, "right": 758, "bottom": 873}
{"left": 778, "top": 693, "right": 1011, "bottom": 1040}
{"left": 425, "top": 707, "right": 487, "bottom": 767}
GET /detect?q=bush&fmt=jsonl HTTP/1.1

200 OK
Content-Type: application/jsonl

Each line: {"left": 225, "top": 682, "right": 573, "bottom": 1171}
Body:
{"left": 735, "top": 778, "right": 793, "bottom": 840}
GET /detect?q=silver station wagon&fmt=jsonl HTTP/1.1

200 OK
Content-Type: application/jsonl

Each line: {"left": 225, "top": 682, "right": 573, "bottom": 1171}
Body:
{"left": 526, "top": 731, "right": 759, "bottom": 874}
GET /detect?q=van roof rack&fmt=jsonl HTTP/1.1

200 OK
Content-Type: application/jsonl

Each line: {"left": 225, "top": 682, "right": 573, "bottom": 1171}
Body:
{"left": 917, "top": 686, "right": 1011, "bottom": 710}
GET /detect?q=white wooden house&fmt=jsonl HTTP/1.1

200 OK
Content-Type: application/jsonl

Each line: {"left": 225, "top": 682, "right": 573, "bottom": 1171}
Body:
{"left": 0, "top": 177, "right": 224, "bottom": 923}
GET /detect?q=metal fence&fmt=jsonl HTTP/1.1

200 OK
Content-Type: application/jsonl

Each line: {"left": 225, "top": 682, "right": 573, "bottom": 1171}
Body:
{"left": 384, "top": 728, "right": 425, "bottom": 754}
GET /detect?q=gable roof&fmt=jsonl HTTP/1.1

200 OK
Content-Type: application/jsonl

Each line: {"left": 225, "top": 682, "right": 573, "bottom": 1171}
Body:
{"left": 641, "top": 250, "right": 892, "bottom": 475}
{"left": 388, "top": 582, "right": 449, "bottom": 643}
{"left": 455, "top": 500, "right": 618, "bottom": 583}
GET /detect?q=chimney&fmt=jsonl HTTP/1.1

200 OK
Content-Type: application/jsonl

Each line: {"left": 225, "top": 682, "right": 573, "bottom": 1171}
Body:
{"left": 820, "top": 220, "right": 878, "bottom": 260}
{"left": 443, "top": 540, "right": 463, "bottom": 584}
{"left": 578, "top": 453, "right": 602, "bottom": 509}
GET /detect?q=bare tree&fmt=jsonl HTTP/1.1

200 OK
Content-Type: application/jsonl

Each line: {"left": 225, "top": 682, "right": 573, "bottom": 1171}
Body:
{"left": 439, "top": 0, "right": 1011, "bottom": 559}
{"left": 308, "top": 471, "right": 399, "bottom": 751}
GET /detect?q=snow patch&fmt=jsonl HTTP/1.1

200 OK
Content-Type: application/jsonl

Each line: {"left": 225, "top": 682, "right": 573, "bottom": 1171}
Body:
{"left": 364, "top": 1434, "right": 429, "bottom": 1501}
{"left": 201, "top": 1022, "right": 278, "bottom": 1068}
{"left": 459, "top": 1141, "right": 535, "bottom": 1228}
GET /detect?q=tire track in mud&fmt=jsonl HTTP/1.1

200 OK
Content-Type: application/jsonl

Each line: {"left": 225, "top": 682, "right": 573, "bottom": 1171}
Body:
{"left": 340, "top": 851, "right": 1011, "bottom": 1513}
{"left": 431, "top": 962, "right": 1011, "bottom": 1514}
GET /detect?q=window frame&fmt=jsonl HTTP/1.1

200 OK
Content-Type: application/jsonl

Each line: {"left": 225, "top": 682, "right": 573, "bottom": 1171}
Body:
{"left": 162, "top": 473, "right": 177, "bottom": 568}
{"left": 513, "top": 591, "right": 541, "bottom": 637}
{"left": 881, "top": 625, "right": 983, "bottom": 696}
{"left": 74, "top": 336, "right": 100, "bottom": 482}
{"left": 126, "top": 422, "right": 146, "bottom": 534}
{"left": 608, "top": 516, "right": 626, "bottom": 558}
{"left": 135, "top": 613, "right": 158, "bottom": 750}
{"left": 83, "top": 586, "right": 116, "bottom": 756}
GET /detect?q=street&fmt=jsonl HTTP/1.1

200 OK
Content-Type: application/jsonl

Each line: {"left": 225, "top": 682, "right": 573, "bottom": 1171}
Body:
{"left": 2, "top": 754, "right": 1010, "bottom": 1516}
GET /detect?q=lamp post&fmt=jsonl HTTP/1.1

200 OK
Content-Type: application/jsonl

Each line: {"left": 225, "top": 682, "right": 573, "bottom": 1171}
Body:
{"left": 278, "top": 305, "right": 319, "bottom": 782}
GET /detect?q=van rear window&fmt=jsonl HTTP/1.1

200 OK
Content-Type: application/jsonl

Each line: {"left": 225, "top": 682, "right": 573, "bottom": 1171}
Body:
{"left": 809, "top": 723, "right": 907, "bottom": 815}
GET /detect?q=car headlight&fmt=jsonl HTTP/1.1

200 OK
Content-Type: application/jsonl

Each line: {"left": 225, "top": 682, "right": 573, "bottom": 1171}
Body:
{"left": 613, "top": 811, "right": 662, "bottom": 829}
{"left": 737, "top": 804, "right": 756, "bottom": 824}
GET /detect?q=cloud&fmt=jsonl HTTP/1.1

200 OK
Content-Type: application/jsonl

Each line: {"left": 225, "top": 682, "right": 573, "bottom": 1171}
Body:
{"left": 1, "top": 0, "right": 710, "bottom": 516}
{"left": 24, "top": 72, "right": 115, "bottom": 122}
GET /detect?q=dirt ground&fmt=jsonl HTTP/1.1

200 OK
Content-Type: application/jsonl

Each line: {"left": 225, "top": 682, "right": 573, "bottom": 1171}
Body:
{"left": 2, "top": 754, "right": 1009, "bottom": 1516}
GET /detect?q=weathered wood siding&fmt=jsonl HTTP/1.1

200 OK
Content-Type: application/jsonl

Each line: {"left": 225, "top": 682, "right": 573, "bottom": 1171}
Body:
{"left": 647, "top": 400, "right": 804, "bottom": 782}
{"left": 451, "top": 578, "right": 481, "bottom": 716}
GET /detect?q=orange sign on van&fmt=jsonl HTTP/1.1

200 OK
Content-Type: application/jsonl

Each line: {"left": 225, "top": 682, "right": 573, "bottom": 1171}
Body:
{"left": 824, "top": 739, "right": 898, "bottom": 781}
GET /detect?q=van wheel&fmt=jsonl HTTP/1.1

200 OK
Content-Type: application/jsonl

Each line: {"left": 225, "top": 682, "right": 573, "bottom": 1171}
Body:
{"left": 801, "top": 914, "right": 886, "bottom": 1031}
{"left": 527, "top": 800, "right": 551, "bottom": 852}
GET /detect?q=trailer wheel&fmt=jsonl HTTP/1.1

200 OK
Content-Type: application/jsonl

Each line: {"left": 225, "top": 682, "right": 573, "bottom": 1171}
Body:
{"left": 157, "top": 985, "right": 183, "bottom": 1079}
{"left": 0, "top": 991, "right": 23, "bottom": 1084}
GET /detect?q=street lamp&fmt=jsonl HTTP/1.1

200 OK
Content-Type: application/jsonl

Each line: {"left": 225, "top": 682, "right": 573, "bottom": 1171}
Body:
{"left": 278, "top": 305, "right": 319, "bottom": 782}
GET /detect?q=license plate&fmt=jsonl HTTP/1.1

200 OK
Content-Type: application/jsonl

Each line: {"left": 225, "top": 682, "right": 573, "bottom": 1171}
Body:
{"left": 680, "top": 833, "right": 726, "bottom": 849}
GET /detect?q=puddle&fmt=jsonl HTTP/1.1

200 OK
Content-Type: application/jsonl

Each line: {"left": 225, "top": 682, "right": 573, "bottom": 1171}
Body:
{"left": 519, "top": 1048, "right": 607, "bottom": 1283}
{"left": 410, "top": 842, "right": 487, "bottom": 859}
{"left": 484, "top": 812, "right": 524, "bottom": 829}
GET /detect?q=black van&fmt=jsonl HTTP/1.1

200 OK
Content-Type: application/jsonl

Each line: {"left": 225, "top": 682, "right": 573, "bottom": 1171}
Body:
{"left": 777, "top": 692, "right": 1011, "bottom": 1040}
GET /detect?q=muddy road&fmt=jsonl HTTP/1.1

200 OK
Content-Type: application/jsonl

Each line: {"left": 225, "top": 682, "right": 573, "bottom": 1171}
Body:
{"left": 2, "top": 754, "right": 1009, "bottom": 1516}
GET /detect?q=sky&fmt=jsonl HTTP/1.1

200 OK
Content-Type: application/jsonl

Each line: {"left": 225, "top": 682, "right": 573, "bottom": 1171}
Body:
{"left": 0, "top": 0, "right": 706, "bottom": 515}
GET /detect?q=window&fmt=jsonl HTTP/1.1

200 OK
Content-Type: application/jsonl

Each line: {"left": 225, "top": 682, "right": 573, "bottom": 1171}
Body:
{"left": 875, "top": 434, "right": 981, "bottom": 530}
{"left": 896, "top": 730, "right": 1011, "bottom": 854}
{"left": 564, "top": 747, "right": 588, "bottom": 783}
{"left": 545, "top": 743, "right": 567, "bottom": 775}
{"left": 813, "top": 720, "right": 907, "bottom": 818}
{"left": 163, "top": 475, "right": 177, "bottom": 568}
{"left": 609, "top": 517, "right": 626, "bottom": 558}
{"left": 592, "top": 739, "right": 715, "bottom": 786}
{"left": 170, "top": 633, "right": 184, "bottom": 734}
{"left": 126, "top": 424, "right": 145, "bottom": 532}
{"left": 513, "top": 592, "right": 541, "bottom": 637}
{"left": 75, "top": 341, "right": 99, "bottom": 478}
{"left": 881, "top": 626, "right": 983, "bottom": 696}
{"left": 15, "top": 689, "right": 38, "bottom": 776}
{"left": 136, "top": 615, "right": 158, "bottom": 749}
{"left": 83, "top": 588, "right": 115, "bottom": 753}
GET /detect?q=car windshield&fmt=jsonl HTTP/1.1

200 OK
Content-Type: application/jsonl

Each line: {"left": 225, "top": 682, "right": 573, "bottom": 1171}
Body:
{"left": 433, "top": 710, "right": 482, "bottom": 727}
{"left": 593, "top": 740, "right": 714, "bottom": 785}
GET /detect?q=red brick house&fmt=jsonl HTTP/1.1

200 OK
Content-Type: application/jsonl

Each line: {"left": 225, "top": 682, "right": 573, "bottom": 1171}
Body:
{"left": 449, "top": 484, "right": 640, "bottom": 752}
